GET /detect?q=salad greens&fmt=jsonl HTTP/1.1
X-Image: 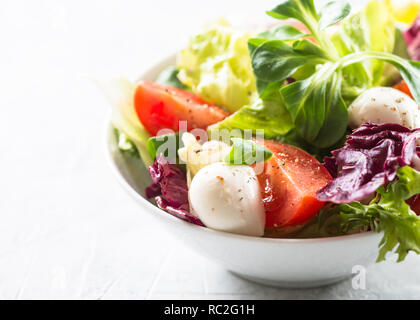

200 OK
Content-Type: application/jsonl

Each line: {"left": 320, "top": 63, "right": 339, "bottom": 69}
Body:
{"left": 99, "top": 77, "right": 152, "bottom": 166}
{"left": 147, "top": 133, "right": 182, "bottom": 163}
{"left": 156, "top": 66, "right": 189, "bottom": 90}
{"left": 318, "top": 1, "right": 351, "bottom": 30}
{"left": 209, "top": 89, "right": 294, "bottom": 139}
{"left": 279, "top": 50, "right": 420, "bottom": 147}
{"left": 224, "top": 138, "right": 273, "bottom": 165}
{"left": 331, "top": 0, "right": 396, "bottom": 89}
{"left": 177, "top": 19, "right": 257, "bottom": 112}
{"left": 114, "top": 128, "right": 139, "bottom": 158}
{"left": 216, "top": 0, "right": 420, "bottom": 151}
{"left": 320, "top": 166, "right": 420, "bottom": 262}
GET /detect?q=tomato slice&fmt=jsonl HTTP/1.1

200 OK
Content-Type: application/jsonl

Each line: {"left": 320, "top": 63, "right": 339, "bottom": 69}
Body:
{"left": 254, "top": 139, "right": 332, "bottom": 228}
{"left": 134, "top": 81, "right": 229, "bottom": 136}
{"left": 393, "top": 81, "right": 413, "bottom": 99}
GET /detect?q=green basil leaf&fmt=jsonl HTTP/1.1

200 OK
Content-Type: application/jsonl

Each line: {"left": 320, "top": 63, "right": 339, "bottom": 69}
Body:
{"left": 147, "top": 133, "right": 183, "bottom": 161}
{"left": 318, "top": 1, "right": 351, "bottom": 30}
{"left": 252, "top": 40, "right": 327, "bottom": 82}
{"left": 224, "top": 138, "right": 273, "bottom": 165}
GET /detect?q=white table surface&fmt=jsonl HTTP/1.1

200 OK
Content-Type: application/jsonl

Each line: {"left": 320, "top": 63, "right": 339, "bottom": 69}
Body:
{"left": 1, "top": 0, "right": 420, "bottom": 300}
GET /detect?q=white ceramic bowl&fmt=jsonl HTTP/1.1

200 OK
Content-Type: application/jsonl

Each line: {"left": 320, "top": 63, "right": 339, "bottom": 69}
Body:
{"left": 105, "top": 55, "right": 383, "bottom": 288}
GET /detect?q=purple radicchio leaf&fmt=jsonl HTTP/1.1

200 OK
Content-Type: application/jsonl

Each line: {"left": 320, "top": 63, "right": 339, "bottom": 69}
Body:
{"left": 405, "top": 15, "right": 420, "bottom": 61}
{"left": 317, "top": 123, "right": 420, "bottom": 204}
{"left": 155, "top": 196, "right": 204, "bottom": 226}
{"left": 414, "top": 146, "right": 420, "bottom": 171}
{"left": 145, "top": 155, "right": 204, "bottom": 226}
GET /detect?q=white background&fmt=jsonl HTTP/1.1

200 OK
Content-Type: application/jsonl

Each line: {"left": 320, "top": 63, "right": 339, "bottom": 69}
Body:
{"left": 1, "top": 0, "right": 420, "bottom": 299}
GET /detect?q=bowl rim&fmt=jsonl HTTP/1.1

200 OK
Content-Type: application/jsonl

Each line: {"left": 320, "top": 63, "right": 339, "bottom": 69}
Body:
{"left": 103, "top": 52, "right": 379, "bottom": 245}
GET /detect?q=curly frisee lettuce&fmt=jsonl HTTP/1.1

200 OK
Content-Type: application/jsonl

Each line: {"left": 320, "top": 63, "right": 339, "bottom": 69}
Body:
{"left": 320, "top": 166, "right": 420, "bottom": 262}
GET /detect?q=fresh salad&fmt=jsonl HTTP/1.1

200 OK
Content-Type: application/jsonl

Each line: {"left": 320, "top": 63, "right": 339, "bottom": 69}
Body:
{"left": 105, "top": 0, "right": 420, "bottom": 262}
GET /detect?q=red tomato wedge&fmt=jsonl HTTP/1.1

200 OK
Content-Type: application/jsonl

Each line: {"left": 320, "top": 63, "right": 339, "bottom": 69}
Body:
{"left": 134, "top": 81, "right": 229, "bottom": 136}
{"left": 393, "top": 81, "right": 414, "bottom": 99}
{"left": 254, "top": 139, "right": 332, "bottom": 228}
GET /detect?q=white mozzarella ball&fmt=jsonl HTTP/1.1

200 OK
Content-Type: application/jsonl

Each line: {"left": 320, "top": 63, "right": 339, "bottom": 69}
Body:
{"left": 348, "top": 87, "right": 420, "bottom": 129}
{"left": 189, "top": 162, "right": 265, "bottom": 237}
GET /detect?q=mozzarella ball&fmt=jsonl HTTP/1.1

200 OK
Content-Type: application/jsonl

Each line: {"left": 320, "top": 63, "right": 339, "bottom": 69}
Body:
{"left": 189, "top": 162, "right": 265, "bottom": 237}
{"left": 348, "top": 87, "right": 420, "bottom": 129}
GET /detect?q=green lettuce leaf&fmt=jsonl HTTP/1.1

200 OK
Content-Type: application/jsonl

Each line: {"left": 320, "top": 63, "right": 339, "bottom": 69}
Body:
{"left": 208, "top": 87, "right": 294, "bottom": 139}
{"left": 97, "top": 77, "right": 152, "bottom": 167}
{"left": 177, "top": 19, "right": 257, "bottom": 112}
{"left": 332, "top": 0, "right": 395, "bottom": 91}
{"left": 114, "top": 128, "right": 139, "bottom": 158}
